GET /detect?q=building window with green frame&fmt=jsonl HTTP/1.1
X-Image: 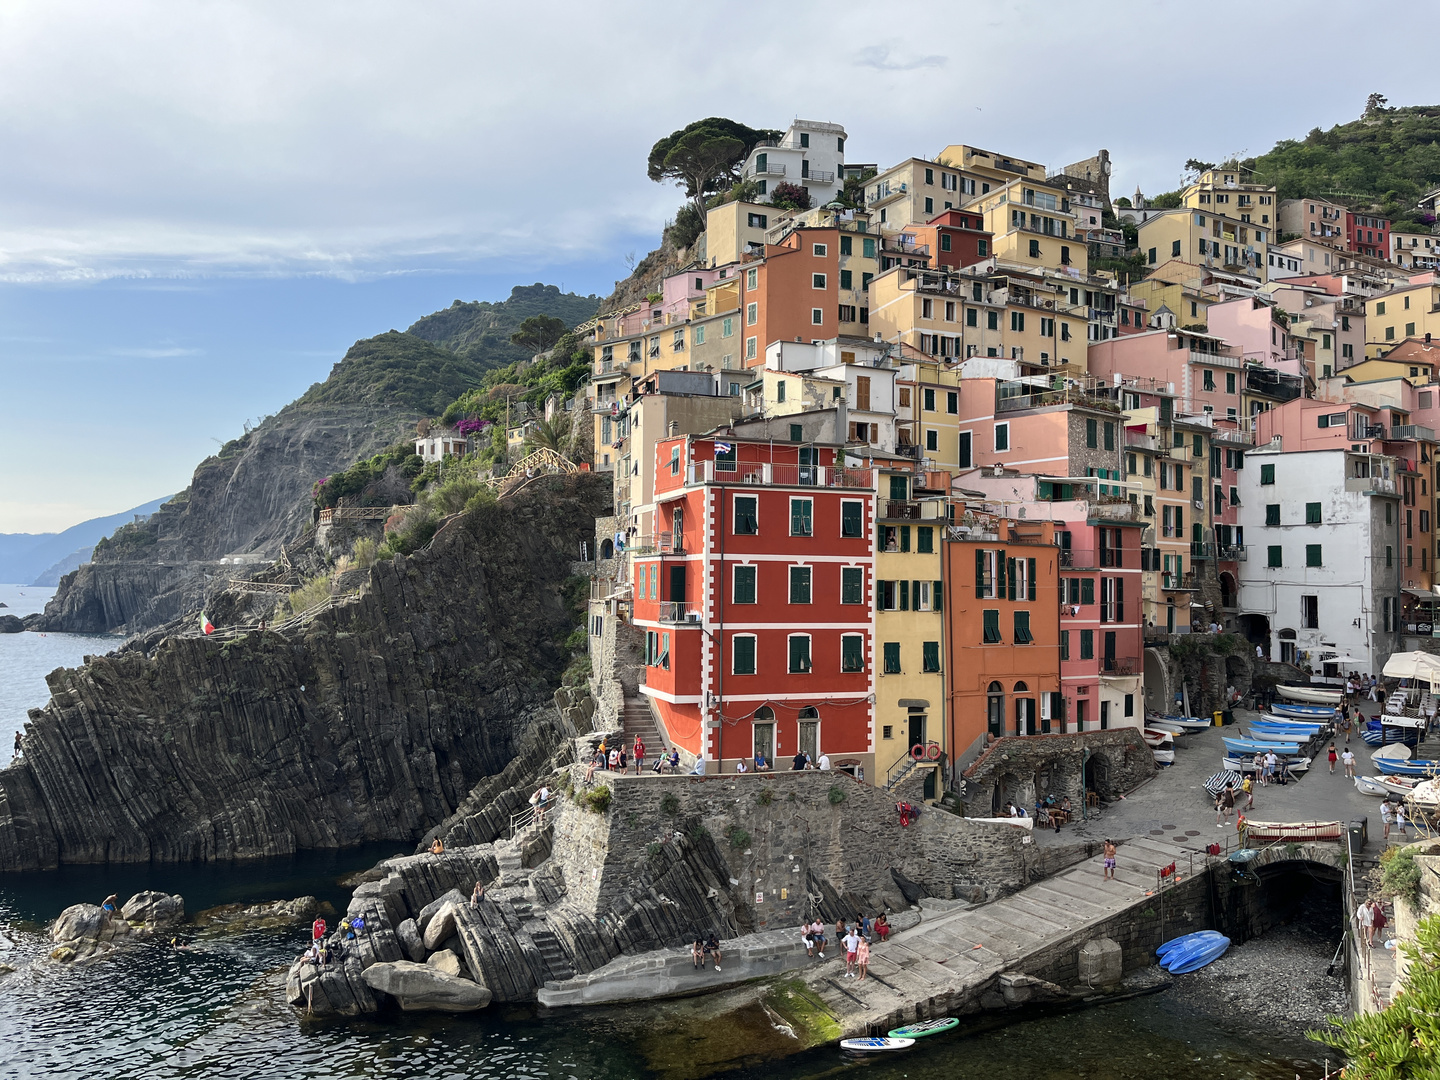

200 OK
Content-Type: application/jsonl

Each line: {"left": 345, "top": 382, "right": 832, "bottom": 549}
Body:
{"left": 982, "top": 609, "right": 1001, "bottom": 643}
{"left": 883, "top": 642, "right": 901, "bottom": 674}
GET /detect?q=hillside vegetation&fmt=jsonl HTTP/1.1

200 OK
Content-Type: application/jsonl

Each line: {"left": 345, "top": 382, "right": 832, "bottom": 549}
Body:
{"left": 407, "top": 283, "right": 601, "bottom": 370}
{"left": 293, "top": 332, "right": 491, "bottom": 416}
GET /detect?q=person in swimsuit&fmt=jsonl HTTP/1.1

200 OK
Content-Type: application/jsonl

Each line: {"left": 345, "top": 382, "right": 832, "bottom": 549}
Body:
{"left": 1102, "top": 839, "right": 1117, "bottom": 881}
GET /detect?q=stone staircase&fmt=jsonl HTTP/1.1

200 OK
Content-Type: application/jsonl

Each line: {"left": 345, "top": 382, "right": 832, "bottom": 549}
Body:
{"left": 620, "top": 692, "right": 666, "bottom": 756}
{"left": 532, "top": 928, "right": 576, "bottom": 980}
{"left": 799, "top": 835, "right": 1188, "bottom": 1035}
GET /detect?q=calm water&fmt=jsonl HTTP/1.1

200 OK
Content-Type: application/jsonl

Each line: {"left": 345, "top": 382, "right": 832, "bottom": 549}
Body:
{"left": 0, "top": 583, "right": 112, "bottom": 752}
{"left": 0, "top": 583, "right": 1338, "bottom": 1078}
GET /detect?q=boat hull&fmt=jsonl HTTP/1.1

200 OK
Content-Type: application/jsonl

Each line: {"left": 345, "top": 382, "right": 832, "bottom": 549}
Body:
{"left": 1223, "top": 737, "right": 1300, "bottom": 756}
{"left": 1245, "top": 726, "right": 1316, "bottom": 743}
{"left": 1222, "top": 755, "right": 1310, "bottom": 774}
{"left": 1375, "top": 758, "right": 1440, "bottom": 776}
{"left": 1354, "top": 776, "right": 1390, "bottom": 796}
{"left": 1270, "top": 702, "right": 1337, "bottom": 718}
{"left": 1276, "top": 685, "right": 1345, "bottom": 704}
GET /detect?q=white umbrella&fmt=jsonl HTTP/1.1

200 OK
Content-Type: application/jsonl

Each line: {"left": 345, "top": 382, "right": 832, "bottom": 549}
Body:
{"left": 1321, "top": 655, "right": 1367, "bottom": 666}
{"left": 1383, "top": 652, "right": 1440, "bottom": 683}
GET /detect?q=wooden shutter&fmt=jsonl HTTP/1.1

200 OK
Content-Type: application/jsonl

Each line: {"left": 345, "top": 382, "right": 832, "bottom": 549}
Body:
{"left": 1027, "top": 558, "right": 1036, "bottom": 601}
{"left": 997, "top": 550, "right": 1007, "bottom": 597}
{"left": 1006, "top": 558, "right": 1017, "bottom": 601}
{"left": 975, "top": 549, "right": 985, "bottom": 598}
{"left": 933, "top": 581, "right": 943, "bottom": 612}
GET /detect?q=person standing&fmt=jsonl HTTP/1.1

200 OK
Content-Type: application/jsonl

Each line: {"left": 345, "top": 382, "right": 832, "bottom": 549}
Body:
{"left": 1342, "top": 747, "right": 1357, "bottom": 778}
{"left": 1328, "top": 743, "right": 1339, "bottom": 774}
{"left": 312, "top": 916, "right": 327, "bottom": 946}
{"left": 1396, "top": 802, "right": 1409, "bottom": 840}
{"left": 633, "top": 736, "right": 645, "bottom": 774}
{"left": 1380, "top": 799, "right": 1394, "bottom": 842}
{"left": 843, "top": 926, "right": 861, "bottom": 978}
{"left": 1102, "top": 839, "right": 1117, "bottom": 881}
{"left": 1241, "top": 775, "right": 1255, "bottom": 811}
{"left": 856, "top": 935, "right": 871, "bottom": 981}
{"left": 608, "top": 746, "right": 620, "bottom": 772}
{"left": 1356, "top": 899, "right": 1376, "bottom": 947}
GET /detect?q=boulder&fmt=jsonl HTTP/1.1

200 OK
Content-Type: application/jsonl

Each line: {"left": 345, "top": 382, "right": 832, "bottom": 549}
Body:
{"left": 416, "top": 889, "right": 466, "bottom": 936}
{"left": 426, "top": 948, "right": 464, "bottom": 977}
{"left": 192, "top": 896, "right": 330, "bottom": 934}
{"left": 122, "top": 891, "right": 185, "bottom": 927}
{"left": 49, "top": 903, "right": 132, "bottom": 962}
{"left": 422, "top": 903, "right": 459, "bottom": 951}
{"left": 360, "top": 960, "right": 492, "bottom": 1012}
{"left": 396, "top": 918, "right": 425, "bottom": 962}
{"left": 0, "top": 614, "right": 23, "bottom": 633}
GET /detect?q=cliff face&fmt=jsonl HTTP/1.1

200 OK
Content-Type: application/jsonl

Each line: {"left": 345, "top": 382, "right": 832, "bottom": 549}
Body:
{"left": 0, "top": 475, "right": 608, "bottom": 871}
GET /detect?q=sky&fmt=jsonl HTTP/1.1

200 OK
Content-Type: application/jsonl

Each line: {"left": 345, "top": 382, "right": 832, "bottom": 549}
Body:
{"left": 1, "top": 0, "right": 1436, "bottom": 533}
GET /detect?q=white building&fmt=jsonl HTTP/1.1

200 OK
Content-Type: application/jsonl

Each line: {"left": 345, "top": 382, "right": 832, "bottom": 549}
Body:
{"left": 740, "top": 119, "right": 847, "bottom": 208}
{"left": 1392, "top": 232, "right": 1440, "bottom": 272}
{"left": 1237, "top": 446, "right": 1402, "bottom": 674}
{"left": 415, "top": 429, "right": 467, "bottom": 463}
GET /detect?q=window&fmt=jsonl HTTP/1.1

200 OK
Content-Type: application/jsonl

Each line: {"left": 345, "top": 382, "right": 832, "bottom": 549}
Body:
{"left": 1203, "top": 370, "right": 1215, "bottom": 392}
{"left": 746, "top": 301, "right": 757, "bottom": 325}
{"left": 922, "top": 641, "right": 941, "bottom": 672}
{"left": 1386, "top": 545, "right": 1393, "bottom": 568}
{"left": 862, "top": 237, "right": 875, "bottom": 259}
{"left": 1376, "top": 301, "right": 1386, "bottom": 315}
{"left": 1013, "top": 611, "right": 1033, "bottom": 644}
{"left": 983, "top": 609, "right": 1001, "bottom": 643}
{"left": 924, "top": 387, "right": 935, "bottom": 411}
{"left": 745, "top": 336, "right": 757, "bottom": 359}
{"left": 811, "top": 308, "right": 823, "bottom": 325}
{"left": 987, "top": 310, "right": 999, "bottom": 330}
{"left": 1226, "top": 371, "right": 1236, "bottom": 394}
{"left": 746, "top": 212, "right": 767, "bottom": 229}
{"left": 1029, "top": 239, "right": 1040, "bottom": 258}
{"left": 790, "top": 498, "right": 813, "bottom": 536}
{"left": 734, "top": 495, "right": 758, "bottom": 534}
{"left": 812, "top": 273, "right": 826, "bottom": 290}
{"left": 841, "top": 634, "right": 864, "bottom": 673}
{"left": 840, "top": 235, "right": 852, "bottom": 256}
{"left": 995, "top": 423, "right": 1010, "bottom": 451}
{"left": 839, "top": 269, "right": 852, "bottom": 290}
{"left": 926, "top": 429, "right": 938, "bottom": 452}
{"left": 977, "top": 238, "right": 988, "bottom": 256}
{"left": 1104, "top": 422, "right": 1115, "bottom": 451}
{"left": 1265, "top": 504, "right": 1280, "bottom": 526}
{"left": 1305, "top": 502, "right": 1321, "bottom": 524}
{"left": 1301, "top": 595, "right": 1318, "bottom": 629}
{"left": 733, "top": 565, "right": 757, "bottom": 604}
{"left": 789, "top": 566, "right": 812, "bottom": 604}
{"left": 1011, "top": 311, "right": 1025, "bottom": 332}
{"left": 941, "top": 233, "right": 952, "bottom": 252}
{"left": 1171, "top": 239, "right": 1182, "bottom": 257}
{"left": 812, "top": 243, "right": 827, "bottom": 257}
{"left": 1260, "top": 463, "right": 1275, "bottom": 485}
{"left": 1081, "top": 577, "right": 1094, "bottom": 605}
{"left": 1305, "top": 544, "right": 1322, "bottom": 567}
{"left": 841, "top": 501, "right": 862, "bottom": 538}
{"left": 732, "top": 635, "right": 756, "bottom": 675}
{"left": 917, "top": 526, "right": 934, "bottom": 553}
{"left": 841, "top": 566, "right": 863, "bottom": 604}
{"left": 966, "top": 308, "right": 978, "bottom": 327}
{"left": 947, "top": 391, "right": 958, "bottom": 414}
{"left": 957, "top": 431, "right": 972, "bottom": 468}
{"left": 722, "top": 316, "right": 734, "bottom": 337}
{"left": 1079, "top": 629, "right": 1094, "bottom": 660}
{"left": 776, "top": 381, "right": 787, "bottom": 403}
{"left": 1060, "top": 630, "right": 1069, "bottom": 661}
{"left": 789, "top": 423, "right": 803, "bottom": 442}
{"left": 788, "top": 635, "right": 811, "bottom": 673}
{"left": 1086, "top": 418, "right": 1097, "bottom": 448}
{"left": 1267, "top": 546, "right": 1282, "bottom": 568}
{"left": 883, "top": 642, "right": 901, "bottom": 674}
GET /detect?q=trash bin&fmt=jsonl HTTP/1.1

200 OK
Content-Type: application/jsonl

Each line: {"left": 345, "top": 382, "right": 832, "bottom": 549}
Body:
{"left": 1222, "top": 709, "right": 1235, "bottom": 726}
{"left": 1349, "top": 818, "right": 1368, "bottom": 852}
{"left": 1213, "top": 710, "right": 1224, "bottom": 727}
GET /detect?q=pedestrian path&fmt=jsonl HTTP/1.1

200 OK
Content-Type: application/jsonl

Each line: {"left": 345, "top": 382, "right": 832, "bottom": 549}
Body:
{"left": 799, "top": 835, "right": 1186, "bottom": 1034}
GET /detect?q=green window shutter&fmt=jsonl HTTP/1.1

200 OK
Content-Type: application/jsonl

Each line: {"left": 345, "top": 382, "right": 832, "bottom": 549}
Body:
{"left": 841, "top": 501, "right": 862, "bottom": 537}
{"left": 900, "top": 526, "right": 910, "bottom": 552}
{"left": 1086, "top": 418, "right": 1097, "bottom": 448}
{"left": 1060, "top": 630, "right": 1069, "bottom": 661}
{"left": 997, "top": 550, "right": 1007, "bottom": 596}
{"left": 983, "top": 609, "right": 1001, "bottom": 643}
{"left": 1267, "top": 546, "right": 1282, "bottom": 568}
{"left": 1306, "top": 544, "right": 1322, "bottom": 567}
{"left": 789, "top": 636, "right": 811, "bottom": 673}
{"left": 862, "top": 237, "right": 875, "bottom": 258}
{"left": 1014, "top": 611, "right": 1032, "bottom": 644}
{"left": 890, "top": 475, "right": 909, "bottom": 500}
{"left": 789, "top": 567, "right": 811, "bottom": 604}
{"left": 1080, "top": 630, "right": 1094, "bottom": 660}
{"left": 1081, "top": 578, "right": 1094, "bottom": 605}
{"left": 917, "top": 526, "right": 933, "bottom": 553}
{"left": 1306, "top": 502, "right": 1321, "bottom": 524}
{"left": 842, "top": 635, "right": 863, "bottom": 672}
{"left": 883, "top": 642, "right": 901, "bottom": 673}
{"left": 975, "top": 549, "right": 985, "bottom": 598}
{"left": 1265, "top": 504, "right": 1279, "bottom": 526}
{"left": 842, "top": 567, "right": 863, "bottom": 604}
{"left": 733, "top": 636, "right": 756, "bottom": 675}
{"left": 899, "top": 580, "right": 910, "bottom": 610}
{"left": 1260, "top": 463, "right": 1275, "bottom": 484}
{"left": 1007, "top": 558, "right": 1017, "bottom": 601}
{"left": 922, "top": 641, "right": 940, "bottom": 672}
{"left": 1027, "top": 558, "right": 1036, "bottom": 601}
{"left": 735, "top": 496, "right": 758, "bottom": 534}
{"left": 932, "top": 581, "right": 943, "bottom": 612}
{"left": 734, "top": 565, "right": 756, "bottom": 603}
{"left": 791, "top": 499, "right": 813, "bottom": 535}
{"left": 840, "top": 269, "right": 852, "bottom": 289}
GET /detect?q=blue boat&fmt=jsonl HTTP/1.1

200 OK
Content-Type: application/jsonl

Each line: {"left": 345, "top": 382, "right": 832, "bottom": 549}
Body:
{"left": 1157, "top": 931, "right": 1225, "bottom": 961}
{"left": 1376, "top": 757, "right": 1440, "bottom": 777}
{"left": 1224, "top": 736, "right": 1300, "bottom": 756}
{"left": 1257, "top": 714, "right": 1325, "bottom": 732}
{"left": 1249, "top": 721, "right": 1321, "bottom": 737}
{"left": 1363, "top": 730, "right": 1420, "bottom": 747}
{"left": 1270, "top": 702, "right": 1336, "bottom": 719}
{"left": 1162, "top": 934, "right": 1231, "bottom": 973}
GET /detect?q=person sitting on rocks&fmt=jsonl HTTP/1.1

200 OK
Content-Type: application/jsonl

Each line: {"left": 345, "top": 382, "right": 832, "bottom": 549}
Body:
{"left": 350, "top": 914, "right": 365, "bottom": 937}
{"left": 585, "top": 752, "right": 602, "bottom": 783}
{"left": 302, "top": 942, "right": 320, "bottom": 965}
{"left": 801, "top": 921, "right": 815, "bottom": 957}
{"left": 691, "top": 935, "right": 706, "bottom": 969}
{"left": 471, "top": 881, "right": 485, "bottom": 907}
{"left": 874, "top": 913, "right": 891, "bottom": 942}
{"left": 704, "top": 934, "right": 723, "bottom": 972}
{"left": 809, "top": 919, "right": 827, "bottom": 958}
{"left": 340, "top": 916, "right": 355, "bottom": 941}
{"left": 430, "top": 837, "right": 445, "bottom": 855}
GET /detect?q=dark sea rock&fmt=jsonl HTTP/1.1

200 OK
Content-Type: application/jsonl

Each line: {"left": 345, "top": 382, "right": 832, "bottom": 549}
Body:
{"left": 0, "top": 615, "right": 23, "bottom": 633}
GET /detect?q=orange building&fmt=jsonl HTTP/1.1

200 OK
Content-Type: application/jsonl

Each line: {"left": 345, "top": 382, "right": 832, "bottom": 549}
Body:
{"left": 943, "top": 517, "right": 1063, "bottom": 760}
{"left": 734, "top": 225, "right": 859, "bottom": 365}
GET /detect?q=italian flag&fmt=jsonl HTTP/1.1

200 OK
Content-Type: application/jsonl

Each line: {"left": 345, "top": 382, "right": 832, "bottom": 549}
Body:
{"left": 199, "top": 612, "right": 215, "bottom": 635}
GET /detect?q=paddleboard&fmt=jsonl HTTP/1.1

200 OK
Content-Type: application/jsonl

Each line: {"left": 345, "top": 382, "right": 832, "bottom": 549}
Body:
{"left": 1163, "top": 934, "right": 1230, "bottom": 973}
{"left": 1157, "top": 930, "right": 1225, "bottom": 960}
{"left": 888, "top": 1017, "right": 959, "bottom": 1039}
{"left": 841, "top": 1037, "right": 916, "bottom": 1052}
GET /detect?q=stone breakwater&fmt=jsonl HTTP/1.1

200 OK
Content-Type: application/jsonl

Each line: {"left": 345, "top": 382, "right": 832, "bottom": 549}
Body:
{"left": 287, "top": 763, "right": 1050, "bottom": 1016}
{"left": 0, "top": 475, "right": 609, "bottom": 871}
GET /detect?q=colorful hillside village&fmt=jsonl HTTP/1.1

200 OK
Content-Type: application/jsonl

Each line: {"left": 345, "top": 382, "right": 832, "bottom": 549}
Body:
{"left": 553, "top": 121, "right": 1440, "bottom": 795}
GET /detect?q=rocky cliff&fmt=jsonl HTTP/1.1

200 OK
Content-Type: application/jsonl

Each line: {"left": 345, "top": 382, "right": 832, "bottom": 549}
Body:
{"left": 0, "top": 474, "right": 609, "bottom": 871}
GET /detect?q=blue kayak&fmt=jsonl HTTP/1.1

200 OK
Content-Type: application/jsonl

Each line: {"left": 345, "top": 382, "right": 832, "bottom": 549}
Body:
{"left": 1269, "top": 702, "right": 1335, "bottom": 718}
{"left": 1157, "top": 931, "right": 1225, "bottom": 961}
{"left": 1162, "top": 933, "right": 1230, "bottom": 973}
{"left": 1376, "top": 757, "right": 1440, "bottom": 776}
{"left": 1223, "top": 736, "right": 1300, "bottom": 756}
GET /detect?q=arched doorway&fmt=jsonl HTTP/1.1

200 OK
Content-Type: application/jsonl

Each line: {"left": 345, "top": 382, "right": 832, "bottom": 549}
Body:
{"left": 600, "top": 538, "right": 614, "bottom": 560}
{"left": 1239, "top": 613, "right": 1270, "bottom": 658}
{"left": 753, "top": 706, "right": 775, "bottom": 763}
{"left": 1220, "top": 571, "right": 1237, "bottom": 610}
{"left": 1013, "top": 681, "right": 1033, "bottom": 736}
{"left": 1278, "top": 627, "right": 1297, "bottom": 667}
{"left": 1084, "top": 752, "right": 1111, "bottom": 801}
{"left": 797, "top": 707, "right": 819, "bottom": 761}
{"left": 1143, "top": 648, "right": 1170, "bottom": 714}
{"left": 987, "top": 682, "right": 1004, "bottom": 737}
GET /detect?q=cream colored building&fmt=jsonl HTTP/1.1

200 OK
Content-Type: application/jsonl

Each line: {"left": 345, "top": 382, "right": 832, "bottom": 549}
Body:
{"left": 1182, "top": 168, "right": 1276, "bottom": 230}
{"left": 1139, "top": 210, "right": 1269, "bottom": 279}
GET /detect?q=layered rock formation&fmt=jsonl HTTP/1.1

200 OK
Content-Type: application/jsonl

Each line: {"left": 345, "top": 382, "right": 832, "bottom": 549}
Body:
{"left": 0, "top": 475, "right": 608, "bottom": 870}
{"left": 49, "top": 890, "right": 185, "bottom": 962}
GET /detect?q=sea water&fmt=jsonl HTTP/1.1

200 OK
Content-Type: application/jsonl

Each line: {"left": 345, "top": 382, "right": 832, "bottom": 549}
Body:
{"left": 0, "top": 583, "right": 1337, "bottom": 1079}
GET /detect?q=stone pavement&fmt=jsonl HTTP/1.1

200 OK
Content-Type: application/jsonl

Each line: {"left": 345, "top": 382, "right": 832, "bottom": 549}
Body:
{"left": 796, "top": 834, "right": 1188, "bottom": 1036}
{"left": 1038, "top": 709, "right": 1412, "bottom": 857}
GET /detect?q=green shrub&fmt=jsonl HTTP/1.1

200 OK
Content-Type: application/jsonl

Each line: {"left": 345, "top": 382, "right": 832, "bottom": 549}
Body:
{"left": 1381, "top": 845, "right": 1421, "bottom": 905}
{"left": 687, "top": 821, "right": 709, "bottom": 841}
{"left": 660, "top": 792, "right": 680, "bottom": 816}
{"left": 564, "top": 626, "right": 587, "bottom": 650}
{"left": 727, "top": 826, "right": 751, "bottom": 849}
{"left": 428, "top": 475, "right": 484, "bottom": 516}
{"left": 827, "top": 785, "right": 847, "bottom": 805}
{"left": 378, "top": 506, "right": 438, "bottom": 560}
{"left": 577, "top": 785, "right": 611, "bottom": 814}
{"left": 561, "top": 654, "right": 591, "bottom": 687}
{"left": 755, "top": 788, "right": 774, "bottom": 807}
{"left": 286, "top": 573, "right": 334, "bottom": 619}
{"left": 350, "top": 536, "right": 377, "bottom": 568}
{"left": 645, "top": 842, "right": 663, "bottom": 858}
{"left": 462, "top": 486, "right": 498, "bottom": 515}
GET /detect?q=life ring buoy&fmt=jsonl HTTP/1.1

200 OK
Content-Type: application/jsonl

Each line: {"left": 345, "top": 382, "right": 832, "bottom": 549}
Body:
{"left": 926, "top": 743, "right": 942, "bottom": 760}
{"left": 911, "top": 744, "right": 926, "bottom": 760}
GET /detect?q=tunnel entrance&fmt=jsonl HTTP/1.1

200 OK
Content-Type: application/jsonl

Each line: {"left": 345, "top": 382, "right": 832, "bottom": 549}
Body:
{"left": 1210, "top": 858, "right": 1344, "bottom": 948}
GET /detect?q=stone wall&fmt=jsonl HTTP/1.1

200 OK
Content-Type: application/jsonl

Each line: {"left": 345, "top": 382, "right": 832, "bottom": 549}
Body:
{"left": 962, "top": 730, "right": 1155, "bottom": 814}
{"left": 587, "top": 595, "right": 643, "bottom": 732}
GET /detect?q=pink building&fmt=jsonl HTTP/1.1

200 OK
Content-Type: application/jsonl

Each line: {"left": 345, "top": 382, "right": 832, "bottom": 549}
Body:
{"left": 1088, "top": 328, "right": 1247, "bottom": 422}
{"left": 1206, "top": 296, "right": 1309, "bottom": 384}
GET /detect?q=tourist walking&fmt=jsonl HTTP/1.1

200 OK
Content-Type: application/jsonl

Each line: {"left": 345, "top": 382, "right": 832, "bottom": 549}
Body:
{"left": 1102, "top": 839, "right": 1117, "bottom": 881}
{"left": 1356, "top": 899, "right": 1376, "bottom": 947}
{"left": 531, "top": 784, "right": 550, "bottom": 825}
{"left": 1396, "top": 802, "right": 1409, "bottom": 839}
{"left": 1342, "top": 747, "right": 1357, "bottom": 778}
{"left": 1241, "top": 775, "right": 1255, "bottom": 811}
{"left": 1381, "top": 800, "right": 1394, "bottom": 841}
{"left": 1328, "top": 743, "right": 1338, "bottom": 774}
{"left": 1370, "top": 900, "right": 1389, "bottom": 946}
{"left": 843, "top": 926, "right": 861, "bottom": 978}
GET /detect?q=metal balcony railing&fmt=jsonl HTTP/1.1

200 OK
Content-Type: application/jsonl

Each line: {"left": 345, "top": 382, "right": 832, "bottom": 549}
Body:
{"left": 1059, "top": 549, "right": 1097, "bottom": 569}
{"left": 750, "top": 163, "right": 786, "bottom": 177}
{"left": 658, "top": 602, "right": 699, "bottom": 624}
{"left": 1101, "top": 656, "right": 1140, "bottom": 676}
{"left": 686, "top": 461, "right": 875, "bottom": 489}
{"left": 802, "top": 168, "right": 835, "bottom": 184}
{"left": 884, "top": 500, "right": 921, "bottom": 520}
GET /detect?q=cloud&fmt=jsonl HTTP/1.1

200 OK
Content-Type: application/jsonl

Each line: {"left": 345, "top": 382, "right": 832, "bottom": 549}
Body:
{"left": 853, "top": 44, "right": 947, "bottom": 72}
{"left": 109, "top": 346, "right": 203, "bottom": 359}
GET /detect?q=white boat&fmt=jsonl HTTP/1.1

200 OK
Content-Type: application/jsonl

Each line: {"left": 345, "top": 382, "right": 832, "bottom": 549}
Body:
{"left": 1258, "top": 714, "right": 1327, "bottom": 731}
{"left": 1221, "top": 755, "right": 1312, "bottom": 774}
{"left": 1146, "top": 719, "right": 1189, "bottom": 736}
{"left": 1407, "top": 779, "right": 1440, "bottom": 811}
{"left": 969, "top": 816, "right": 1035, "bottom": 830}
{"left": 1150, "top": 713, "right": 1213, "bottom": 731}
{"left": 1378, "top": 776, "right": 1423, "bottom": 797}
{"left": 1244, "top": 726, "right": 1316, "bottom": 744}
{"left": 1152, "top": 749, "right": 1175, "bottom": 765}
{"left": 1373, "top": 743, "right": 1413, "bottom": 762}
{"left": 841, "top": 1037, "right": 916, "bottom": 1052}
{"left": 1275, "top": 684, "right": 1345, "bottom": 705}
{"left": 1143, "top": 728, "right": 1174, "bottom": 749}
{"left": 1354, "top": 776, "right": 1390, "bottom": 797}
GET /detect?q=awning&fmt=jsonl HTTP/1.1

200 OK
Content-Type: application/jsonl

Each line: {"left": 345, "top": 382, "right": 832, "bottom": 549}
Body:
{"left": 1403, "top": 587, "right": 1440, "bottom": 600}
{"left": 1320, "top": 655, "right": 1366, "bottom": 666}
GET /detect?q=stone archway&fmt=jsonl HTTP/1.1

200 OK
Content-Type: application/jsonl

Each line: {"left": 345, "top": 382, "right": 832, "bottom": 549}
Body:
{"left": 601, "top": 538, "right": 614, "bottom": 560}
{"left": 1143, "top": 648, "right": 1171, "bottom": 714}
{"left": 1083, "top": 752, "right": 1112, "bottom": 799}
{"left": 1220, "top": 571, "right": 1237, "bottom": 611}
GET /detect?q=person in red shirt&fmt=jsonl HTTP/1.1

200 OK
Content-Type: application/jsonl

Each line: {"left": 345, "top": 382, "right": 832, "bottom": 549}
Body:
{"left": 633, "top": 736, "right": 645, "bottom": 774}
{"left": 312, "top": 917, "right": 327, "bottom": 943}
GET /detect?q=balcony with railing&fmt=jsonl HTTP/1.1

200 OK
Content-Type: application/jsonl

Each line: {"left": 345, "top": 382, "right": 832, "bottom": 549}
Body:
{"left": 686, "top": 460, "right": 876, "bottom": 490}
{"left": 883, "top": 235, "right": 931, "bottom": 257}
{"left": 1125, "top": 431, "right": 1159, "bottom": 451}
{"left": 1185, "top": 349, "right": 1243, "bottom": 370}
{"left": 750, "top": 163, "right": 786, "bottom": 177}
{"left": 997, "top": 383, "right": 1123, "bottom": 414}
{"left": 883, "top": 500, "right": 922, "bottom": 520}
{"left": 1100, "top": 656, "right": 1140, "bottom": 677}
{"left": 1059, "top": 548, "right": 1097, "bottom": 569}
{"left": 802, "top": 168, "right": 835, "bottom": 185}
{"left": 1218, "top": 545, "right": 1248, "bottom": 562}
{"left": 1161, "top": 572, "right": 1198, "bottom": 591}
{"left": 867, "top": 182, "right": 908, "bottom": 206}
{"left": 1389, "top": 424, "right": 1436, "bottom": 442}
{"left": 1089, "top": 499, "right": 1139, "bottom": 522}
{"left": 658, "top": 531, "right": 683, "bottom": 554}
{"left": 658, "top": 601, "right": 700, "bottom": 624}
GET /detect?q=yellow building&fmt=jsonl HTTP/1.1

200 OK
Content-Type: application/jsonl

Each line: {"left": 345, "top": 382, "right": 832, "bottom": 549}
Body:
{"left": 1138, "top": 210, "right": 1270, "bottom": 280}
{"left": 1367, "top": 279, "right": 1440, "bottom": 353}
{"left": 873, "top": 465, "right": 948, "bottom": 794}
{"left": 971, "top": 177, "right": 1088, "bottom": 276}
{"left": 705, "top": 200, "right": 785, "bottom": 266}
{"left": 1181, "top": 167, "right": 1277, "bottom": 231}
{"left": 864, "top": 158, "right": 970, "bottom": 230}
{"left": 1126, "top": 259, "right": 1227, "bottom": 330}
{"left": 1336, "top": 355, "right": 1437, "bottom": 386}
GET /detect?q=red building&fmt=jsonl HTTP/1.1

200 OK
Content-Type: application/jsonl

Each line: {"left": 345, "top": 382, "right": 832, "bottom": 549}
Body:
{"left": 910, "top": 209, "right": 994, "bottom": 273}
{"left": 634, "top": 429, "right": 877, "bottom": 775}
{"left": 1057, "top": 519, "right": 1145, "bottom": 731}
{"left": 1346, "top": 212, "right": 1389, "bottom": 260}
